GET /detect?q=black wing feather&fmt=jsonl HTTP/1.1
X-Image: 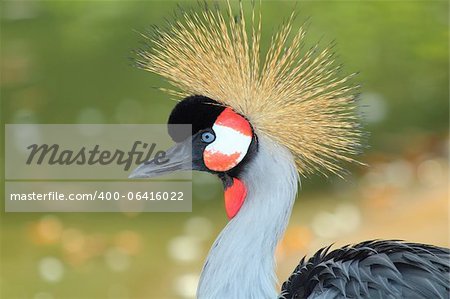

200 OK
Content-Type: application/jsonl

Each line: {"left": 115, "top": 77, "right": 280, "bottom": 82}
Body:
{"left": 279, "top": 240, "right": 450, "bottom": 299}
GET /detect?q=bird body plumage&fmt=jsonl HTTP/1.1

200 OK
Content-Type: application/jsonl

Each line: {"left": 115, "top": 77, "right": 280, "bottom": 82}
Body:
{"left": 280, "top": 240, "right": 450, "bottom": 299}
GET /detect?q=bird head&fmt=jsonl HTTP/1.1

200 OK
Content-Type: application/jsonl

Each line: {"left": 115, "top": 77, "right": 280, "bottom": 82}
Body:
{"left": 130, "top": 95, "right": 258, "bottom": 218}
{"left": 129, "top": 3, "right": 363, "bottom": 219}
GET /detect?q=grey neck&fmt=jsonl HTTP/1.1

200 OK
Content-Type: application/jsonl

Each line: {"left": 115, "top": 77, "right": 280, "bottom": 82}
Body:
{"left": 197, "top": 137, "right": 299, "bottom": 299}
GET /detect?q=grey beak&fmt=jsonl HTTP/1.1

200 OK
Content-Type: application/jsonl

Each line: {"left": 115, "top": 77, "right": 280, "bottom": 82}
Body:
{"left": 128, "top": 138, "right": 192, "bottom": 178}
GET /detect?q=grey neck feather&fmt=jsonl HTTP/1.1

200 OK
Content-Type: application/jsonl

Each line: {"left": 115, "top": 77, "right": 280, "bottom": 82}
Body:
{"left": 197, "top": 136, "right": 299, "bottom": 299}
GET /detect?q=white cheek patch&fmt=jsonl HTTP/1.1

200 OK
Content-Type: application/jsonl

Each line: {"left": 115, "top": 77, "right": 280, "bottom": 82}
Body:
{"left": 208, "top": 125, "right": 251, "bottom": 155}
{"left": 203, "top": 124, "right": 252, "bottom": 171}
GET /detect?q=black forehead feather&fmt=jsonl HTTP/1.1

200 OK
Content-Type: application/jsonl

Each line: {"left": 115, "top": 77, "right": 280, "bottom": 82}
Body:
{"left": 168, "top": 95, "right": 225, "bottom": 142}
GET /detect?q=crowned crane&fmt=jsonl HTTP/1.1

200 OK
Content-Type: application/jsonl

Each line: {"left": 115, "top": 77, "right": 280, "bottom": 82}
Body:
{"left": 130, "top": 3, "right": 450, "bottom": 298}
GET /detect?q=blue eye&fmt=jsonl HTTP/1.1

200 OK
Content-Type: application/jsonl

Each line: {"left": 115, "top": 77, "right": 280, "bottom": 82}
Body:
{"left": 201, "top": 131, "right": 215, "bottom": 143}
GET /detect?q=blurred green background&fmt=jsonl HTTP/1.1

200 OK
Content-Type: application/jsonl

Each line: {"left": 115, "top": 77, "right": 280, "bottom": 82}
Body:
{"left": 1, "top": 1, "right": 448, "bottom": 298}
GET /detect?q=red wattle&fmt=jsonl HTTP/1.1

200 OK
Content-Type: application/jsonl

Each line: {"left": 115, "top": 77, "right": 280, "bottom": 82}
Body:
{"left": 224, "top": 178, "right": 247, "bottom": 219}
